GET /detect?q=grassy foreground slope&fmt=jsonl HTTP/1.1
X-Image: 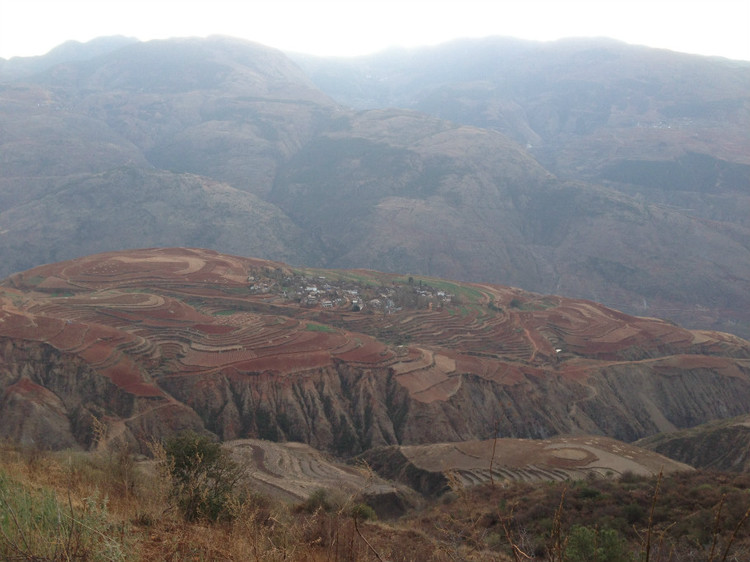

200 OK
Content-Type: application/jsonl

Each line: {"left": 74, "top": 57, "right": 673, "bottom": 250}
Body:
{"left": 1, "top": 440, "right": 750, "bottom": 561}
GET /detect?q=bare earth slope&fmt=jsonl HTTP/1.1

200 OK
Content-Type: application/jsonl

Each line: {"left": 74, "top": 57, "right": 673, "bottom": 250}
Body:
{"left": 1, "top": 248, "right": 748, "bottom": 456}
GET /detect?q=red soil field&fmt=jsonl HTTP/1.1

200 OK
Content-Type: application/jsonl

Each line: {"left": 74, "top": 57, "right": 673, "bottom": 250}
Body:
{"left": 2, "top": 247, "right": 748, "bottom": 411}
{"left": 46, "top": 322, "right": 88, "bottom": 351}
{"left": 102, "top": 359, "right": 163, "bottom": 397}
{"left": 192, "top": 323, "right": 236, "bottom": 335}
{"left": 231, "top": 351, "right": 333, "bottom": 374}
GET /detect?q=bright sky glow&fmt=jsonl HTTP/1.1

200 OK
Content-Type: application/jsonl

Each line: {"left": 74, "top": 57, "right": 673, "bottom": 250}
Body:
{"left": 1, "top": 0, "right": 749, "bottom": 61}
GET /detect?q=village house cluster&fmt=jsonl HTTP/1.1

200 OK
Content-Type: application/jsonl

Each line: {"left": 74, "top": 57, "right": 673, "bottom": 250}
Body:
{"left": 247, "top": 271, "right": 454, "bottom": 313}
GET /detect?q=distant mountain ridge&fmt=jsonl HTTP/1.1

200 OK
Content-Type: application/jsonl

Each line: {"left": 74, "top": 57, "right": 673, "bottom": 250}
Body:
{"left": 292, "top": 36, "right": 750, "bottom": 225}
{"left": 1, "top": 35, "right": 749, "bottom": 337}
{"left": 0, "top": 36, "right": 139, "bottom": 79}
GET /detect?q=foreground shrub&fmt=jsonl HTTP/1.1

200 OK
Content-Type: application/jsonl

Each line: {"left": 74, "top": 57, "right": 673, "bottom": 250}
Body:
{"left": 565, "top": 524, "right": 632, "bottom": 562}
{"left": 297, "top": 487, "right": 340, "bottom": 514}
{"left": 162, "top": 431, "right": 244, "bottom": 522}
{"left": 350, "top": 502, "right": 377, "bottom": 522}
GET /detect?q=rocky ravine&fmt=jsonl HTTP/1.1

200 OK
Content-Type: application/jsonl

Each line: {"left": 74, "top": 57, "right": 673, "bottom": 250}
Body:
{"left": 636, "top": 414, "right": 750, "bottom": 472}
{"left": 1, "top": 248, "right": 749, "bottom": 455}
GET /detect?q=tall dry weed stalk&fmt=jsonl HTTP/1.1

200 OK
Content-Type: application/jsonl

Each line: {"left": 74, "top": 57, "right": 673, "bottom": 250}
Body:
{"left": 490, "top": 420, "right": 499, "bottom": 489}
{"left": 642, "top": 468, "right": 663, "bottom": 562}
{"left": 501, "top": 507, "right": 531, "bottom": 562}
{"left": 716, "top": 502, "right": 750, "bottom": 562}
{"left": 445, "top": 470, "right": 466, "bottom": 498}
{"left": 141, "top": 439, "right": 174, "bottom": 521}
{"left": 548, "top": 487, "right": 568, "bottom": 562}
{"left": 708, "top": 494, "right": 727, "bottom": 561}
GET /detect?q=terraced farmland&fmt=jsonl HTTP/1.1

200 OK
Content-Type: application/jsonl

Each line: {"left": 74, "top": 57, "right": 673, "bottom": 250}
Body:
{"left": 227, "top": 439, "right": 399, "bottom": 502}
{"left": 360, "top": 435, "right": 692, "bottom": 495}
{"left": 1, "top": 247, "right": 749, "bottom": 456}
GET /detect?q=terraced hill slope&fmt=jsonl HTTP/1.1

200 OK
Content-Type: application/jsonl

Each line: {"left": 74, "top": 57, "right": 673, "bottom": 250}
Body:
{"left": 220, "top": 435, "right": 688, "bottom": 505}
{"left": 1, "top": 248, "right": 749, "bottom": 455}
{"left": 360, "top": 435, "right": 692, "bottom": 496}
{"left": 224, "top": 439, "right": 400, "bottom": 504}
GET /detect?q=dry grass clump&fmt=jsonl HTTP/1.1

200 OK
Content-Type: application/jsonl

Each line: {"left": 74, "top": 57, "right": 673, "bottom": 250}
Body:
{"left": 406, "top": 470, "right": 750, "bottom": 561}
{"left": 0, "top": 439, "right": 432, "bottom": 561}
{"left": 2, "top": 438, "right": 750, "bottom": 562}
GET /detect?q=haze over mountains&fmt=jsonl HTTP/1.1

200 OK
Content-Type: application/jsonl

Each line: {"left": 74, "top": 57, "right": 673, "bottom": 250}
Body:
{"left": 1, "top": 34, "right": 749, "bottom": 341}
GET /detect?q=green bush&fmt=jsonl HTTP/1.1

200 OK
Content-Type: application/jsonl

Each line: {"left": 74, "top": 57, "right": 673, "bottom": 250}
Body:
{"left": 623, "top": 502, "right": 645, "bottom": 525}
{"left": 577, "top": 486, "right": 602, "bottom": 500}
{"left": 163, "top": 431, "right": 244, "bottom": 522}
{"left": 565, "top": 525, "right": 632, "bottom": 562}
{"left": 297, "top": 488, "right": 335, "bottom": 513}
{"left": 350, "top": 503, "right": 377, "bottom": 521}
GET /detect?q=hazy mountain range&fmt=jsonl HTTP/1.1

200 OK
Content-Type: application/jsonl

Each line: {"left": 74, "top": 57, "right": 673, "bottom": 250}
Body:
{"left": 1, "top": 35, "right": 749, "bottom": 337}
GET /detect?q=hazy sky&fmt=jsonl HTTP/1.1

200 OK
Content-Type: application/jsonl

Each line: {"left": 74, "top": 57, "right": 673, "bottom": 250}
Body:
{"left": 1, "top": 0, "right": 749, "bottom": 61}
